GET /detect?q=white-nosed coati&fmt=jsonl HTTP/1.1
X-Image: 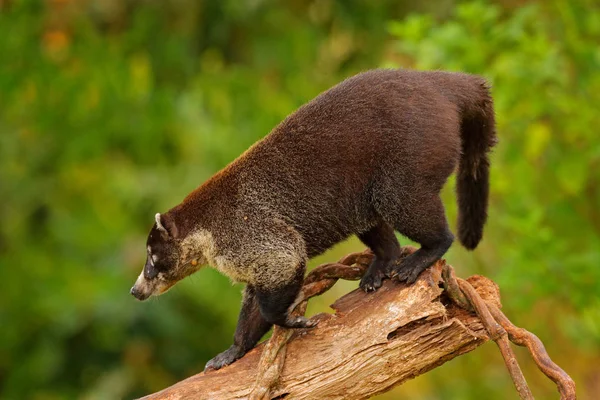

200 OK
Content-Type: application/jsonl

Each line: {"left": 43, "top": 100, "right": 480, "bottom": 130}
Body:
{"left": 130, "top": 69, "right": 497, "bottom": 371}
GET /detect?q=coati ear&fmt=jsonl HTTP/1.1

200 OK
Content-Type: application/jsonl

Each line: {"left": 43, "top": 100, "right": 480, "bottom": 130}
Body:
{"left": 155, "top": 213, "right": 179, "bottom": 239}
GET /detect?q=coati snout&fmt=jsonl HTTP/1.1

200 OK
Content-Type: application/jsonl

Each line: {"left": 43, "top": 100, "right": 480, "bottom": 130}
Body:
{"left": 131, "top": 213, "right": 202, "bottom": 301}
{"left": 130, "top": 69, "right": 497, "bottom": 372}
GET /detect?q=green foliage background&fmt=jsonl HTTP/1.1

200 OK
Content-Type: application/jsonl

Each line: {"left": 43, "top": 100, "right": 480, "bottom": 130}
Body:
{"left": 1, "top": 0, "right": 598, "bottom": 398}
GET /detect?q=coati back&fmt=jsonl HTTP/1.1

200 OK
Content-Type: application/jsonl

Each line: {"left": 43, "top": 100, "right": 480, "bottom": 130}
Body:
{"left": 130, "top": 69, "right": 497, "bottom": 371}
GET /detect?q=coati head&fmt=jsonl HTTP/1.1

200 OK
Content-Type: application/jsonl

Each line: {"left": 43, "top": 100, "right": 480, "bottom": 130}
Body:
{"left": 130, "top": 213, "right": 203, "bottom": 300}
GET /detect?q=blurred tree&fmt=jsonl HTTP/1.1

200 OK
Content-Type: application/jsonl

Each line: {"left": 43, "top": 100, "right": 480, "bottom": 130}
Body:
{"left": 0, "top": 0, "right": 598, "bottom": 399}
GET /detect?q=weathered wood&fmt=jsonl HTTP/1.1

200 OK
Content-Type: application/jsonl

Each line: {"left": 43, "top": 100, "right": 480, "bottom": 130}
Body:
{"left": 140, "top": 264, "right": 490, "bottom": 400}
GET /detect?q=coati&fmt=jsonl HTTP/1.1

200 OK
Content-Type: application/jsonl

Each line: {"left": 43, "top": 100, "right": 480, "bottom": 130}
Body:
{"left": 130, "top": 69, "right": 497, "bottom": 371}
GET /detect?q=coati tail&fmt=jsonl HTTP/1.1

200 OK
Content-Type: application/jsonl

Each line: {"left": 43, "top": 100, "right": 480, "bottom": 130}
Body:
{"left": 457, "top": 81, "right": 497, "bottom": 250}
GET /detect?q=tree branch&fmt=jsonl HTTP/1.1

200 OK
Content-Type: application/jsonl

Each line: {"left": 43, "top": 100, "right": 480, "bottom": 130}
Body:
{"left": 138, "top": 248, "right": 575, "bottom": 400}
{"left": 140, "top": 263, "right": 490, "bottom": 399}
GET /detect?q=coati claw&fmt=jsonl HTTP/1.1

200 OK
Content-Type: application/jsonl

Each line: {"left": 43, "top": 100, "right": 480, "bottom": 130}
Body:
{"left": 204, "top": 344, "right": 244, "bottom": 372}
{"left": 394, "top": 265, "right": 424, "bottom": 284}
{"left": 359, "top": 256, "right": 395, "bottom": 293}
{"left": 359, "top": 270, "right": 384, "bottom": 293}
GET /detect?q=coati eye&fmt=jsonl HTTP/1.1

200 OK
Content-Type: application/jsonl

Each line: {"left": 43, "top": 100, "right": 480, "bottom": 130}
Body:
{"left": 152, "top": 254, "right": 167, "bottom": 270}
{"left": 145, "top": 262, "right": 159, "bottom": 280}
{"left": 150, "top": 254, "right": 169, "bottom": 272}
{"left": 147, "top": 247, "right": 158, "bottom": 266}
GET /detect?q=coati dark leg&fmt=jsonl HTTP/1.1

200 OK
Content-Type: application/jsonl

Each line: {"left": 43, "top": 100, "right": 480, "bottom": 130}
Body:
{"left": 205, "top": 285, "right": 272, "bottom": 371}
{"left": 358, "top": 222, "right": 402, "bottom": 292}
{"left": 255, "top": 264, "right": 317, "bottom": 329}
{"left": 388, "top": 194, "right": 454, "bottom": 284}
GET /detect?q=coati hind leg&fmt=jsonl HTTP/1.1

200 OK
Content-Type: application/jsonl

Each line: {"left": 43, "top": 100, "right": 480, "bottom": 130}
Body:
{"left": 205, "top": 285, "right": 272, "bottom": 371}
{"left": 255, "top": 263, "right": 317, "bottom": 329}
{"left": 385, "top": 194, "right": 454, "bottom": 284}
{"left": 358, "top": 222, "right": 402, "bottom": 292}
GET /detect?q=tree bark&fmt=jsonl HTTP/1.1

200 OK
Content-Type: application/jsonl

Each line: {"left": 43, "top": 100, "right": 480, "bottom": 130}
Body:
{"left": 140, "top": 264, "right": 491, "bottom": 399}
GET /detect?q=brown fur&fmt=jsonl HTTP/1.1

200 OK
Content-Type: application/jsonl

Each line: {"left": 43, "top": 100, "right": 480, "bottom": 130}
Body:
{"left": 130, "top": 69, "right": 497, "bottom": 370}
{"left": 174, "top": 70, "right": 493, "bottom": 259}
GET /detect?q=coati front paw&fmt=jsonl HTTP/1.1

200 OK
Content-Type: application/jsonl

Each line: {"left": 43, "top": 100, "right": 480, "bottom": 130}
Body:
{"left": 394, "top": 265, "right": 423, "bottom": 284}
{"left": 204, "top": 344, "right": 245, "bottom": 372}
{"left": 393, "top": 258, "right": 430, "bottom": 284}
{"left": 360, "top": 257, "right": 396, "bottom": 292}
{"left": 279, "top": 315, "right": 318, "bottom": 329}
{"left": 359, "top": 268, "right": 386, "bottom": 292}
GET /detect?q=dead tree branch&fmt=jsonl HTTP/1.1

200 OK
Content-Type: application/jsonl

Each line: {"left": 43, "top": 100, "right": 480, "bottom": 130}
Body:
{"left": 139, "top": 247, "right": 575, "bottom": 400}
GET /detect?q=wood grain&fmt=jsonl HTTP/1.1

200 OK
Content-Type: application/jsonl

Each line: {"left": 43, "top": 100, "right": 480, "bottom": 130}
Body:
{"left": 140, "top": 264, "right": 490, "bottom": 400}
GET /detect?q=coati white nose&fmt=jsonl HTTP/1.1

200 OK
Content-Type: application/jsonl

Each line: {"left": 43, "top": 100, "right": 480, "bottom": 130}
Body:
{"left": 130, "top": 286, "right": 148, "bottom": 301}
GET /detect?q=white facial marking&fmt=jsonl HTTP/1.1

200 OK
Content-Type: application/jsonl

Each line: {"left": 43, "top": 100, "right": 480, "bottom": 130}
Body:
{"left": 135, "top": 269, "right": 147, "bottom": 287}
{"left": 155, "top": 213, "right": 168, "bottom": 234}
